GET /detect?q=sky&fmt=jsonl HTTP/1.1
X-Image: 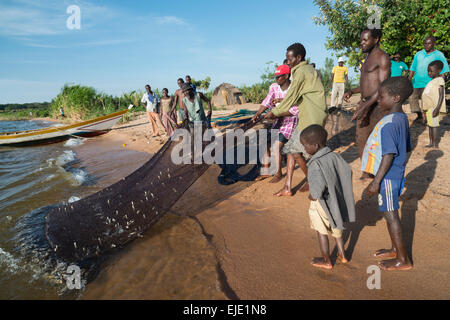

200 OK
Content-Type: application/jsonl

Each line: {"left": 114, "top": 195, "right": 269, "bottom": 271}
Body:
{"left": 0, "top": 0, "right": 344, "bottom": 104}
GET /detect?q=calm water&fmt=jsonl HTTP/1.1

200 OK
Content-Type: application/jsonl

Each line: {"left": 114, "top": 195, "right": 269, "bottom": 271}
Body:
{"left": 0, "top": 120, "right": 150, "bottom": 299}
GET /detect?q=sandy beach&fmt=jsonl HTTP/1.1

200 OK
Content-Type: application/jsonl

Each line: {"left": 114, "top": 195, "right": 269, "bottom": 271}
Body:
{"left": 80, "top": 100, "right": 450, "bottom": 300}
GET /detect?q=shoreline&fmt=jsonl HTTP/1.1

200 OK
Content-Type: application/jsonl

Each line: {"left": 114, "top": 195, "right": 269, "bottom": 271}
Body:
{"left": 81, "top": 106, "right": 450, "bottom": 299}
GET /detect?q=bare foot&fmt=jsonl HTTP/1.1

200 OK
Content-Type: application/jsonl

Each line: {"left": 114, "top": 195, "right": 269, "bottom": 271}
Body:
{"left": 378, "top": 259, "right": 413, "bottom": 271}
{"left": 311, "top": 257, "right": 333, "bottom": 270}
{"left": 274, "top": 186, "right": 292, "bottom": 197}
{"left": 255, "top": 175, "right": 271, "bottom": 182}
{"left": 373, "top": 248, "right": 397, "bottom": 259}
{"left": 298, "top": 181, "right": 309, "bottom": 192}
{"left": 269, "top": 175, "right": 283, "bottom": 183}
{"left": 338, "top": 254, "right": 348, "bottom": 264}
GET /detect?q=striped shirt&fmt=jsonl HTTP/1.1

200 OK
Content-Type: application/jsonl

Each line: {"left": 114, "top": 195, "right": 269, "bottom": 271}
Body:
{"left": 261, "top": 83, "right": 299, "bottom": 139}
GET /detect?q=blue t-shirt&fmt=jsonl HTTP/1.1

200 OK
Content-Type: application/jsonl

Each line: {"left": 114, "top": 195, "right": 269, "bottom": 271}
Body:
{"left": 390, "top": 60, "right": 408, "bottom": 77}
{"left": 410, "top": 49, "right": 450, "bottom": 88}
{"left": 361, "top": 112, "right": 411, "bottom": 180}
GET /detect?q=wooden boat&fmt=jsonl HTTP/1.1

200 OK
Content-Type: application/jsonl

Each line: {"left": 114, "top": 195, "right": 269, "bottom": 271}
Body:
{"left": 0, "top": 106, "right": 133, "bottom": 147}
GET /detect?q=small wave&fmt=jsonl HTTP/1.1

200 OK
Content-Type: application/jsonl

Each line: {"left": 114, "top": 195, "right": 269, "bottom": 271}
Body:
{"left": 0, "top": 247, "right": 22, "bottom": 274}
{"left": 46, "top": 150, "right": 77, "bottom": 168}
{"left": 71, "top": 169, "right": 88, "bottom": 185}
{"left": 64, "top": 138, "right": 85, "bottom": 147}
{"left": 68, "top": 196, "right": 81, "bottom": 203}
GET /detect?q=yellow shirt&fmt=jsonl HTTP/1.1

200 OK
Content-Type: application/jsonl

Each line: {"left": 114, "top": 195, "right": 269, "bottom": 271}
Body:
{"left": 271, "top": 61, "right": 327, "bottom": 133}
{"left": 332, "top": 66, "right": 348, "bottom": 83}
{"left": 422, "top": 77, "right": 446, "bottom": 113}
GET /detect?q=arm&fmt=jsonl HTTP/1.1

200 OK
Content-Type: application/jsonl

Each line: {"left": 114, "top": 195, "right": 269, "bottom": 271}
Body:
{"left": 199, "top": 92, "right": 212, "bottom": 117}
{"left": 345, "top": 74, "right": 349, "bottom": 90}
{"left": 172, "top": 93, "right": 179, "bottom": 111}
{"left": 344, "top": 86, "right": 360, "bottom": 102}
{"left": 432, "top": 86, "right": 445, "bottom": 117}
{"left": 308, "top": 162, "right": 327, "bottom": 201}
{"left": 330, "top": 73, "right": 334, "bottom": 88}
{"left": 408, "top": 54, "right": 417, "bottom": 81}
{"left": 408, "top": 70, "right": 415, "bottom": 81}
{"left": 364, "top": 154, "right": 394, "bottom": 197}
{"left": 252, "top": 105, "right": 268, "bottom": 123}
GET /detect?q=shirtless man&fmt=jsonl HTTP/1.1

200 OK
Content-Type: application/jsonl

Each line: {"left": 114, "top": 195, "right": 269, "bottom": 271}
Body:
{"left": 171, "top": 78, "right": 185, "bottom": 122}
{"left": 344, "top": 28, "right": 391, "bottom": 179}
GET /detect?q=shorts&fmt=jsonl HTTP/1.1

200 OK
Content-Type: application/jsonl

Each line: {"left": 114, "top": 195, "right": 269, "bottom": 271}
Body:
{"left": 426, "top": 109, "right": 440, "bottom": 128}
{"left": 282, "top": 128, "right": 308, "bottom": 157}
{"left": 278, "top": 132, "right": 289, "bottom": 144}
{"left": 309, "top": 200, "right": 342, "bottom": 238}
{"left": 378, "top": 178, "right": 405, "bottom": 212}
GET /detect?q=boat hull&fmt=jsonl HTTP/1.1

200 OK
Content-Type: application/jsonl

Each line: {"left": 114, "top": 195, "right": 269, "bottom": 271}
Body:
{"left": 0, "top": 110, "right": 127, "bottom": 147}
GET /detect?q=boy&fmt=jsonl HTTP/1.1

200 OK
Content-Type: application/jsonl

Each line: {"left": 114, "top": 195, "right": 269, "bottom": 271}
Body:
{"left": 300, "top": 125, "right": 356, "bottom": 270}
{"left": 252, "top": 64, "right": 299, "bottom": 183}
{"left": 421, "top": 60, "right": 446, "bottom": 148}
{"left": 361, "top": 77, "right": 413, "bottom": 271}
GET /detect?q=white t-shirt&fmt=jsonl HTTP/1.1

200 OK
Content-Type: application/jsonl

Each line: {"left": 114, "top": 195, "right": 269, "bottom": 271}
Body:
{"left": 141, "top": 92, "right": 160, "bottom": 112}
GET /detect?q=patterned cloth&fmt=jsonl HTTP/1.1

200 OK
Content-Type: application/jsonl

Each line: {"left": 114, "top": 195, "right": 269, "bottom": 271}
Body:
{"left": 261, "top": 83, "right": 299, "bottom": 140}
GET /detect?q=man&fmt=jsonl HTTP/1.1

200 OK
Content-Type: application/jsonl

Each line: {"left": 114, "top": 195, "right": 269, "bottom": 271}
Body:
{"left": 264, "top": 42, "right": 327, "bottom": 196}
{"left": 408, "top": 36, "right": 449, "bottom": 121}
{"left": 329, "top": 57, "right": 349, "bottom": 113}
{"left": 172, "top": 78, "right": 185, "bottom": 124}
{"left": 390, "top": 52, "right": 409, "bottom": 77}
{"left": 185, "top": 75, "right": 197, "bottom": 92}
{"left": 180, "top": 82, "right": 212, "bottom": 130}
{"left": 141, "top": 84, "right": 165, "bottom": 137}
{"left": 344, "top": 28, "right": 391, "bottom": 179}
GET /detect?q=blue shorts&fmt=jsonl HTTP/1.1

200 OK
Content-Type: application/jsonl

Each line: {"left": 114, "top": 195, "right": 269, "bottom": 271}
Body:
{"left": 378, "top": 178, "right": 405, "bottom": 212}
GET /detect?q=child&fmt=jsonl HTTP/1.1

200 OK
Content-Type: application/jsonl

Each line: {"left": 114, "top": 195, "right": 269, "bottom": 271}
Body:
{"left": 252, "top": 64, "right": 299, "bottom": 183}
{"left": 300, "top": 125, "right": 356, "bottom": 270}
{"left": 421, "top": 60, "right": 446, "bottom": 148}
{"left": 361, "top": 77, "right": 413, "bottom": 271}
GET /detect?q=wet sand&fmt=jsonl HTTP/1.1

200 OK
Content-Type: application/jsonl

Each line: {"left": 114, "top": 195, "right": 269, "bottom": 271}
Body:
{"left": 82, "top": 102, "right": 450, "bottom": 300}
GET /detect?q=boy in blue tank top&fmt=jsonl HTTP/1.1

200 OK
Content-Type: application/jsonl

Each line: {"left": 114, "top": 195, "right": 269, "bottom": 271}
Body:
{"left": 362, "top": 77, "right": 413, "bottom": 271}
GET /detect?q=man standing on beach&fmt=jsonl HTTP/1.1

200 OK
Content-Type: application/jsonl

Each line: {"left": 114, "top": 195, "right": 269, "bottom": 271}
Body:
{"left": 408, "top": 36, "right": 449, "bottom": 121}
{"left": 329, "top": 57, "right": 349, "bottom": 114}
{"left": 172, "top": 78, "right": 185, "bottom": 124}
{"left": 344, "top": 28, "right": 391, "bottom": 178}
{"left": 141, "top": 84, "right": 165, "bottom": 137}
{"left": 264, "top": 42, "right": 327, "bottom": 196}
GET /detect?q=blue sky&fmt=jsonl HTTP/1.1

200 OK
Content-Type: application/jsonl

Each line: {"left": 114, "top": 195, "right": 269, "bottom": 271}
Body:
{"left": 0, "top": 0, "right": 343, "bottom": 103}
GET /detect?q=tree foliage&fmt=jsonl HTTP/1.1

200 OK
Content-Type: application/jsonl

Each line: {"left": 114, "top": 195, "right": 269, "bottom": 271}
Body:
{"left": 313, "top": 0, "right": 450, "bottom": 70}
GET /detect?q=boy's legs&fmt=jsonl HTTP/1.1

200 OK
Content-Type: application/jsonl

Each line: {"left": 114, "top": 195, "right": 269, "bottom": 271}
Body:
{"left": 312, "top": 232, "right": 333, "bottom": 269}
{"left": 378, "top": 210, "right": 412, "bottom": 270}
{"left": 375, "top": 178, "right": 413, "bottom": 270}
{"left": 431, "top": 127, "right": 439, "bottom": 148}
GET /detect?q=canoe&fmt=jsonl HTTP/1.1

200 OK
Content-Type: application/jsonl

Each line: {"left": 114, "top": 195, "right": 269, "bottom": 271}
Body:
{"left": 0, "top": 106, "right": 133, "bottom": 147}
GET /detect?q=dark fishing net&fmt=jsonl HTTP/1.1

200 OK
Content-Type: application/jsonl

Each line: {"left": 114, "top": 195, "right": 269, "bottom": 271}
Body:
{"left": 45, "top": 119, "right": 261, "bottom": 262}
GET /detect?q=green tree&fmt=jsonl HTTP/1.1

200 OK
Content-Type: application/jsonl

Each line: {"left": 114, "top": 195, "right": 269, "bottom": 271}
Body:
{"left": 192, "top": 76, "right": 211, "bottom": 91}
{"left": 313, "top": 0, "right": 450, "bottom": 70}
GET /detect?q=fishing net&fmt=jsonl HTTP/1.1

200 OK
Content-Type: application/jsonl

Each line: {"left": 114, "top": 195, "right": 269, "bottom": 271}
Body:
{"left": 45, "top": 115, "right": 262, "bottom": 262}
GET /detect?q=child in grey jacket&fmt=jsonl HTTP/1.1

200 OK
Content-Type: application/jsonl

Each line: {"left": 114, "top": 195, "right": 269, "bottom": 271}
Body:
{"left": 300, "top": 125, "right": 356, "bottom": 270}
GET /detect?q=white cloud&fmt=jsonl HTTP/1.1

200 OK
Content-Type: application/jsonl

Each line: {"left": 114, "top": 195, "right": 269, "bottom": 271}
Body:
{"left": 155, "top": 16, "right": 187, "bottom": 26}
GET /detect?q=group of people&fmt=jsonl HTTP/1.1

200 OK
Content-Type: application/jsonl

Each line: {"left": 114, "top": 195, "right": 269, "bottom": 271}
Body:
{"left": 140, "top": 75, "right": 212, "bottom": 138}
{"left": 251, "top": 28, "right": 448, "bottom": 271}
